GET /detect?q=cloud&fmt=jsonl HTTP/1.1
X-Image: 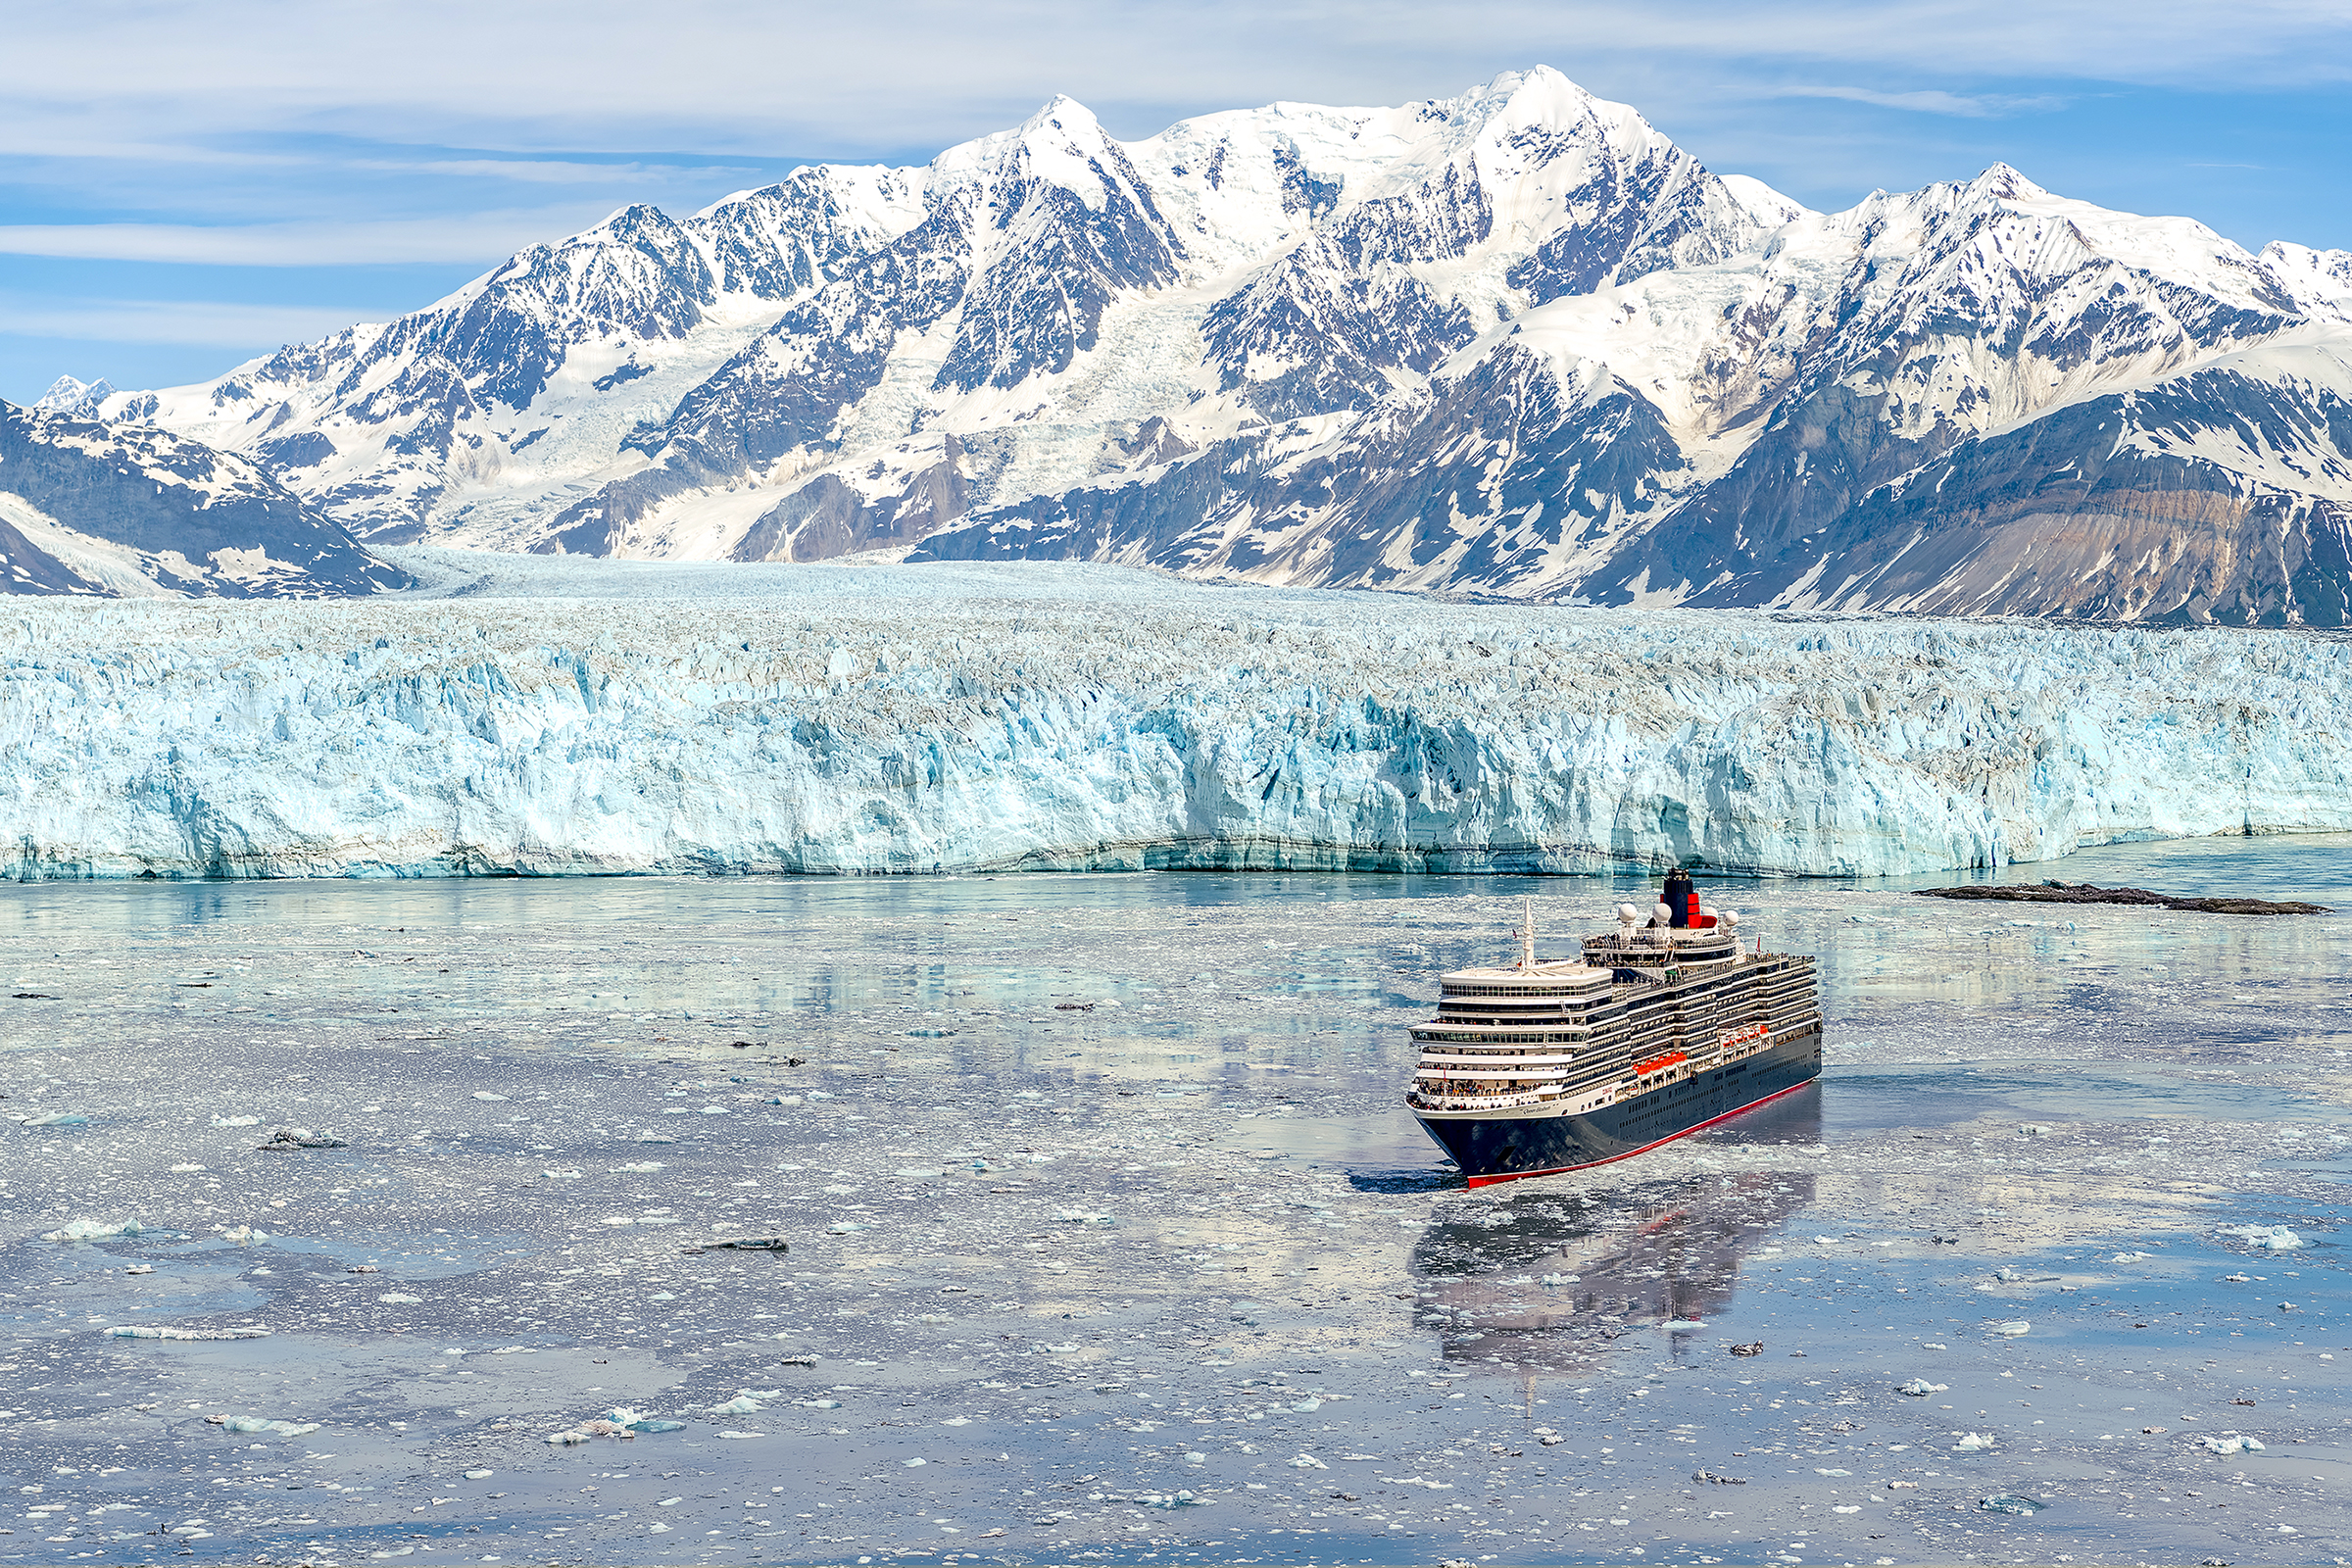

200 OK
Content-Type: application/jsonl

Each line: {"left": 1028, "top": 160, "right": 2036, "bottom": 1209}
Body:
{"left": 1, "top": 0, "right": 2345, "bottom": 160}
{"left": 0, "top": 295, "right": 380, "bottom": 348}
{"left": 1772, "top": 85, "right": 2069, "bottom": 118}
{"left": 0, "top": 208, "right": 617, "bottom": 266}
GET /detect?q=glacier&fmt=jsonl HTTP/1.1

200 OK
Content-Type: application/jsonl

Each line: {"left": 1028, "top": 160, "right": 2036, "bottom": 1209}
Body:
{"left": 2, "top": 553, "right": 2348, "bottom": 880}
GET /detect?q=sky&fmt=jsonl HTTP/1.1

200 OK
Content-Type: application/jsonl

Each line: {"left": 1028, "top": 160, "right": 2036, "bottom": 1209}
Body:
{"left": 4, "top": 0, "right": 2350, "bottom": 404}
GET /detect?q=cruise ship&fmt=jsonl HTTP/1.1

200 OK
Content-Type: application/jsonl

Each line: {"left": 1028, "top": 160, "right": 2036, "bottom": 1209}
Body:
{"left": 1405, "top": 872, "right": 1822, "bottom": 1186}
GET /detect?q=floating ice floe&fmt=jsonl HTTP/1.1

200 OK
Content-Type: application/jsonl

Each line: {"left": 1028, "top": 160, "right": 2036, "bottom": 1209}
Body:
{"left": 1136, "top": 1491, "right": 1203, "bottom": 1508}
{"left": 211, "top": 1114, "right": 259, "bottom": 1127}
{"left": 108, "top": 1325, "right": 270, "bottom": 1341}
{"left": 710, "top": 1389, "right": 782, "bottom": 1416}
{"left": 614, "top": 1160, "right": 664, "bottom": 1172}
{"left": 2218, "top": 1224, "right": 2304, "bottom": 1250}
{"left": 471, "top": 1092, "right": 508, "bottom": 1102}
{"left": 1991, "top": 1320, "right": 2031, "bottom": 1336}
{"left": 464, "top": 1470, "right": 494, "bottom": 1480}
{"left": 546, "top": 1419, "right": 637, "bottom": 1444}
{"left": 1896, "top": 1379, "right": 1948, "bottom": 1396}
{"left": 1055, "top": 1209, "right": 1116, "bottom": 1226}
{"left": 42, "top": 1216, "right": 146, "bottom": 1242}
{"left": 795, "top": 1399, "right": 841, "bottom": 1410}
{"left": 1954, "top": 1433, "right": 1997, "bottom": 1451}
{"left": 2202, "top": 1435, "right": 2266, "bottom": 1454}
{"left": 211, "top": 1414, "right": 319, "bottom": 1438}
{"left": 1978, "top": 1494, "right": 2044, "bottom": 1515}
{"left": 23, "top": 1110, "right": 88, "bottom": 1127}
{"left": 1288, "top": 1454, "right": 1329, "bottom": 1469}
{"left": 378, "top": 1293, "right": 422, "bottom": 1304}
{"left": 2112, "top": 1250, "right": 2153, "bottom": 1262}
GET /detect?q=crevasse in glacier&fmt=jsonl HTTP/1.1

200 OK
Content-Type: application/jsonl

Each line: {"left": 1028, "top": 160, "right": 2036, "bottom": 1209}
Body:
{"left": 2, "top": 557, "right": 2347, "bottom": 881}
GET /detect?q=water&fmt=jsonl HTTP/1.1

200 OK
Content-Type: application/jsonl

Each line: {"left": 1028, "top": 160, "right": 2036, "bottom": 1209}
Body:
{"left": 2, "top": 840, "right": 2347, "bottom": 1565}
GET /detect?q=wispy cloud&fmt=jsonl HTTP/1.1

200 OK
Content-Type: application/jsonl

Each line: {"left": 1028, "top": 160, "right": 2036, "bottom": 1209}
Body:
{"left": 1774, "top": 85, "right": 2068, "bottom": 118}
{"left": 0, "top": 209, "right": 615, "bottom": 266}
{"left": 1, "top": 0, "right": 2346, "bottom": 159}
{"left": 0, "top": 295, "right": 380, "bottom": 347}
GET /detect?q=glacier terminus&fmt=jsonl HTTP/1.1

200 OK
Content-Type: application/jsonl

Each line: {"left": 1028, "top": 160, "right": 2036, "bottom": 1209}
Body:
{"left": 2, "top": 554, "right": 2347, "bottom": 882}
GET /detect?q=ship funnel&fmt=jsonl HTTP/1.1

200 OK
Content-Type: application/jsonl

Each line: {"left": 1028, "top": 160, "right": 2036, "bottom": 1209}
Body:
{"left": 1662, "top": 868, "right": 1697, "bottom": 928}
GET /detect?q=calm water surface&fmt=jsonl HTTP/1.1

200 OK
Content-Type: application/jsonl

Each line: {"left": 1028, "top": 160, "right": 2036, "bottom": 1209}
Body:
{"left": 2, "top": 838, "right": 2346, "bottom": 1566}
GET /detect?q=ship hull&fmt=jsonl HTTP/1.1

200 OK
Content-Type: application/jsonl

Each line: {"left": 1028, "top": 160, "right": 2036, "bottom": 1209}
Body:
{"left": 1414, "top": 1027, "right": 1823, "bottom": 1187}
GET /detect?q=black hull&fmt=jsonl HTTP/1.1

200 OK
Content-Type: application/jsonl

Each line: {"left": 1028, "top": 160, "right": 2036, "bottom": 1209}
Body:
{"left": 1414, "top": 1027, "right": 1823, "bottom": 1186}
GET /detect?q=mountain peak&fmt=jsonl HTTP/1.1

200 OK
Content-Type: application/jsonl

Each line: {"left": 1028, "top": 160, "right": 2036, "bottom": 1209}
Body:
{"left": 1965, "top": 163, "right": 2048, "bottom": 203}
{"left": 34, "top": 374, "right": 112, "bottom": 414}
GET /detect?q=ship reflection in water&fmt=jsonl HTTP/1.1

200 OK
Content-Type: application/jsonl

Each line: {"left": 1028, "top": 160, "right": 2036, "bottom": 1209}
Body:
{"left": 1405, "top": 1092, "right": 1820, "bottom": 1372}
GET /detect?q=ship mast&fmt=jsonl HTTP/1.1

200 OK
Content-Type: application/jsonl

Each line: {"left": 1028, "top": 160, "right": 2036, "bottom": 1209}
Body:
{"left": 1517, "top": 896, "right": 1536, "bottom": 971}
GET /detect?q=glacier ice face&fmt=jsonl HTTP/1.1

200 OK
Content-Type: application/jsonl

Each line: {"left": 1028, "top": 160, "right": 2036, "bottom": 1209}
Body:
{"left": 1, "top": 553, "right": 2348, "bottom": 881}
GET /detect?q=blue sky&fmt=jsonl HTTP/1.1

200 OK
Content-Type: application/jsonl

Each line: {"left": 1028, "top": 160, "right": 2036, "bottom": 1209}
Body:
{"left": 5, "top": 0, "right": 2349, "bottom": 404}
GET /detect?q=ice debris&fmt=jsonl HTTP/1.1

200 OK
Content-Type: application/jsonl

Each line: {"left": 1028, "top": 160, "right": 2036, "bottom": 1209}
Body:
{"left": 210, "top": 1414, "right": 319, "bottom": 1438}
{"left": 1136, "top": 1492, "right": 1203, "bottom": 1508}
{"left": 1991, "top": 1320, "right": 2031, "bottom": 1336}
{"left": 605, "top": 1407, "right": 685, "bottom": 1434}
{"left": 220, "top": 1225, "right": 269, "bottom": 1244}
{"left": 2218, "top": 1224, "right": 2304, "bottom": 1250}
{"left": 1897, "top": 1379, "right": 1948, "bottom": 1396}
{"left": 23, "top": 1109, "right": 88, "bottom": 1127}
{"left": 378, "top": 1293, "right": 423, "bottom": 1304}
{"left": 711, "top": 1389, "right": 782, "bottom": 1416}
{"left": 1287, "top": 1453, "right": 1328, "bottom": 1469}
{"left": 42, "top": 1216, "right": 146, "bottom": 1242}
{"left": 545, "top": 1420, "right": 635, "bottom": 1444}
{"left": 1979, "top": 1494, "right": 2044, "bottom": 1515}
{"left": 108, "top": 1325, "right": 270, "bottom": 1341}
{"left": 1954, "top": 1433, "right": 1997, "bottom": 1451}
{"left": 2202, "top": 1435, "right": 2266, "bottom": 1454}
{"left": 211, "top": 1114, "right": 260, "bottom": 1127}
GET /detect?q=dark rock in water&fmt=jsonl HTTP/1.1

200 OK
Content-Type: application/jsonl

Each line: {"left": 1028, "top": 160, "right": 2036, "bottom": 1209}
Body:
{"left": 255, "top": 1128, "right": 348, "bottom": 1151}
{"left": 1915, "top": 882, "right": 2329, "bottom": 915}
{"left": 682, "top": 1235, "right": 789, "bottom": 1253}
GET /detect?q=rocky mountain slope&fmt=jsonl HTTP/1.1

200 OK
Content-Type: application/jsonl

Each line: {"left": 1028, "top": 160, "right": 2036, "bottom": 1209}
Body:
{"left": 0, "top": 401, "right": 407, "bottom": 598}
{"left": 78, "top": 67, "right": 2352, "bottom": 623}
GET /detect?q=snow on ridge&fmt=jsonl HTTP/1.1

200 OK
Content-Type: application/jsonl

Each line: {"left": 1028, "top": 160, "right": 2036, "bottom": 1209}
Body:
{"left": 3, "top": 568, "right": 2347, "bottom": 881}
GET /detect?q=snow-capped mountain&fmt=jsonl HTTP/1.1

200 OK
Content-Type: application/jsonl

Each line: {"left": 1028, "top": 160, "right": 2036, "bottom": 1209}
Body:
{"left": 82, "top": 68, "right": 2352, "bottom": 623}
{"left": 33, "top": 374, "right": 116, "bottom": 419}
{"left": 0, "top": 401, "right": 406, "bottom": 598}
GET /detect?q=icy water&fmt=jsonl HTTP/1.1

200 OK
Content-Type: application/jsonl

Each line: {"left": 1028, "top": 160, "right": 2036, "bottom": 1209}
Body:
{"left": 3, "top": 839, "right": 2348, "bottom": 1567}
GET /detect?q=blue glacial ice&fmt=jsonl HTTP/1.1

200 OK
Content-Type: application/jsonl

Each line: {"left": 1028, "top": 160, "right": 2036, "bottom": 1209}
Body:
{"left": 2, "top": 554, "right": 2348, "bottom": 879}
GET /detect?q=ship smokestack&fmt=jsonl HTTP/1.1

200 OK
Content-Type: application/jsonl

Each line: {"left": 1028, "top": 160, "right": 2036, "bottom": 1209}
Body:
{"left": 1663, "top": 868, "right": 1696, "bottom": 928}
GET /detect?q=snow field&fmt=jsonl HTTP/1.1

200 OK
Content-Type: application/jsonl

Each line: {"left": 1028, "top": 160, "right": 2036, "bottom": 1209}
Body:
{"left": 3, "top": 559, "right": 2350, "bottom": 879}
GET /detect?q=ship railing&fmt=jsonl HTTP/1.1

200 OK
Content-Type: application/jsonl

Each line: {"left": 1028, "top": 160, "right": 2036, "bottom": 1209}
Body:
{"left": 1406, "top": 1088, "right": 1563, "bottom": 1112}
